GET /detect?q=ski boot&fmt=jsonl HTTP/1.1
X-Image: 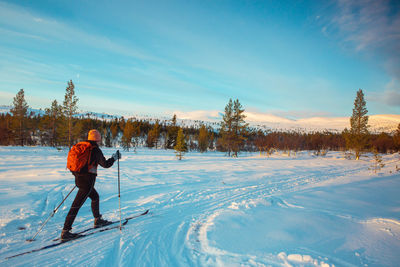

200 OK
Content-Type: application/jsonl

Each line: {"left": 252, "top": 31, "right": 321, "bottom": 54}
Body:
{"left": 94, "top": 216, "right": 112, "bottom": 228}
{"left": 61, "top": 230, "right": 82, "bottom": 242}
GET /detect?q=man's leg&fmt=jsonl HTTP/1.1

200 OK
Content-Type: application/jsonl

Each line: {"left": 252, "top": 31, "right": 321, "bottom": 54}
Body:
{"left": 90, "top": 188, "right": 112, "bottom": 227}
{"left": 63, "top": 186, "right": 92, "bottom": 231}
{"left": 88, "top": 188, "right": 100, "bottom": 218}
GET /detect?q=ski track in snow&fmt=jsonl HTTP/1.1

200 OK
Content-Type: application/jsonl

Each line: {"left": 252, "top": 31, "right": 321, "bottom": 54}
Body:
{"left": 0, "top": 147, "right": 400, "bottom": 266}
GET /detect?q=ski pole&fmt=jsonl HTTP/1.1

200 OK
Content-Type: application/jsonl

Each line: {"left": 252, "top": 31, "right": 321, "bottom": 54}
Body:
{"left": 28, "top": 185, "right": 76, "bottom": 242}
{"left": 118, "top": 150, "right": 122, "bottom": 231}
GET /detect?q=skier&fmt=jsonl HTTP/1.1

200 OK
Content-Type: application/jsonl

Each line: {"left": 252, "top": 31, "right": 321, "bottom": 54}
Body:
{"left": 61, "top": 129, "right": 121, "bottom": 241}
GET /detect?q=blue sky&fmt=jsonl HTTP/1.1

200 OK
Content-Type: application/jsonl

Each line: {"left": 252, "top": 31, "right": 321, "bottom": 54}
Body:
{"left": 0, "top": 0, "right": 399, "bottom": 120}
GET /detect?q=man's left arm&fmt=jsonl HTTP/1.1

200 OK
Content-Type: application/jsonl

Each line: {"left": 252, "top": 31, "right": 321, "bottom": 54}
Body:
{"left": 96, "top": 148, "right": 115, "bottom": 168}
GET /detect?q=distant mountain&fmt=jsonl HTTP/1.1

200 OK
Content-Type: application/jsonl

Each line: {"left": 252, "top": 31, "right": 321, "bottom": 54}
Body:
{"left": 0, "top": 105, "right": 120, "bottom": 120}
{"left": 1, "top": 105, "right": 399, "bottom": 133}
{"left": 0, "top": 105, "right": 46, "bottom": 116}
{"left": 174, "top": 110, "right": 400, "bottom": 133}
{"left": 244, "top": 112, "right": 400, "bottom": 133}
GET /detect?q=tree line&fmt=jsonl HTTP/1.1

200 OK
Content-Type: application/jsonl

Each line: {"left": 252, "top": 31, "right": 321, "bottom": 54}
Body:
{"left": 1, "top": 83, "right": 400, "bottom": 158}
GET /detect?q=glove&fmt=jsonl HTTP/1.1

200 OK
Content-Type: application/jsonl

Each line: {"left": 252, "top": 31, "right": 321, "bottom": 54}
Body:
{"left": 112, "top": 150, "right": 121, "bottom": 161}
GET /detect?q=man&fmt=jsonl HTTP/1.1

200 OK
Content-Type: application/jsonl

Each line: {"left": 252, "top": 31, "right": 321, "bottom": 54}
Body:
{"left": 61, "top": 129, "right": 121, "bottom": 241}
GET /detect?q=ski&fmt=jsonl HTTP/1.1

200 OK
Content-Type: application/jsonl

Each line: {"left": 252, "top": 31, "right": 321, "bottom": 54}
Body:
{"left": 7, "top": 222, "right": 126, "bottom": 259}
{"left": 6, "top": 210, "right": 149, "bottom": 260}
{"left": 52, "top": 209, "right": 149, "bottom": 241}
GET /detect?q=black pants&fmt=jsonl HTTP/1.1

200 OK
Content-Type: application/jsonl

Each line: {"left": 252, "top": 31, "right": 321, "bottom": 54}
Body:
{"left": 63, "top": 173, "right": 100, "bottom": 231}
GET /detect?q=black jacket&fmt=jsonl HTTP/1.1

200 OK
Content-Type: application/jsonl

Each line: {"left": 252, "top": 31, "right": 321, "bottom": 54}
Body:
{"left": 74, "top": 141, "right": 115, "bottom": 176}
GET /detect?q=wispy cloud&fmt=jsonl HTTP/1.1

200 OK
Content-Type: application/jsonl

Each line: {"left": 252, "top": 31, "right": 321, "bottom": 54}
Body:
{"left": 383, "top": 90, "right": 400, "bottom": 106}
{"left": 326, "top": 0, "right": 400, "bottom": 78}
{"left": 382, "top": 79, "right": 400, "bottom": 107}
{"left": 0, "top": 91, "right": 15, "bottom": 103}
{"left": 0, "top": 27, "right": 48, "bottom": 41}
{"left": 367, "top": 78, "right": 400, "bottom": 110}
{"left": 322, "top": 0, "right": 400, "bottom": 108}
{"left": 0, "top": 2, "right": 155, "bottom": 62}
{"left": 332, "top": 0, "right": 399, "bottom": 50}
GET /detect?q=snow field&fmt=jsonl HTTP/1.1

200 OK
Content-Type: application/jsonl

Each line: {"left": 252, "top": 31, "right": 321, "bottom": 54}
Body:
{"left": 0, "top": 146, "right": 399, "bottom": 266}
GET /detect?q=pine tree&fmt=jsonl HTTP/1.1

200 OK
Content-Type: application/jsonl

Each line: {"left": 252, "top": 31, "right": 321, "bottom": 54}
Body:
{"left": 104, "top": 127, "right": 112, "bottom": 147}
{"left": 220, "top": 99, "right": 234, "bottom": 156}
{"left": 63, "top": 80, "right": 78, "bottom": 149}
{"left": 255, "top": 130, "right": 266, "bottom": 155}
{"left": 121, "top": 119, "right": 134, "bottom": 151}
{"left": 119, "top": 117, "right": 126, "bottom": 133}
{"left": 110, "top": 118, "right": 120, "bottom": 145}
{"left": 174, "top": 128, "right": 187, "bottom": 160}
{"left": 370, "top": 149, "right": 385, "bottom": 173}
{"left": 147, "top": 121, "right": 161, "bottom": 148}
{"left": 132, "top": 122, "right": 141, "bottom": 152}
{"left": 232, "top": 99, "right": 248, "bottom": 157}
{"left": 43, "top": 100, "right": 63, "bottom": 147}
{"left": 166, "top": 114, "right": 179, "bottom": 149}
{"left": 198, "top": 125, "right": 209, "bottom": 153}
{"left": 171, "top": 114, "right": 177, "bottom": 126}
{"left": 10, "top": 89, "right": 29, "bottom": 146}
{"left": 0, "top": 114, "right": 13, "bottom": 145}
{"left": 208, "top": 131, "right": 215, "bottom": 151}
{"left": 349, "top": 89, "right": 369, "bottom": 160}
{"left": 219, "top": 98, "right": 247, "bottom": 157}
{"left": 394, "top": 123, "right": 400, "bottom": 150}
{"left": 153, "top": 121, "right": 161, "bottom": 148}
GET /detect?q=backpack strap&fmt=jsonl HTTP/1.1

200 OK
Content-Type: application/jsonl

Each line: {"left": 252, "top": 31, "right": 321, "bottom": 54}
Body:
{"left": 87, "top": 144, "right": 95, "bottom": 172}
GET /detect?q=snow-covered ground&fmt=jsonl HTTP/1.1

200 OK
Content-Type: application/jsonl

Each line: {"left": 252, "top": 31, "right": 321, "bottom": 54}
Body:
{"left": 0, "top": 147, "right": 399, "bottom": 266}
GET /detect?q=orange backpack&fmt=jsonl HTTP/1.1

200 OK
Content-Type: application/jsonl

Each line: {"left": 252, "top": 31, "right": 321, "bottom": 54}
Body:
{"left": 67, "top": 142, "right": 94, "bottom": 172}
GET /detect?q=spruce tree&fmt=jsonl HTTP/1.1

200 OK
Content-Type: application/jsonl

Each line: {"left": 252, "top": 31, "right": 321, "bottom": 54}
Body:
{"left": 63, "top": 80, "right": 78, "bottom": 149}
{"left": 174, "top": 128, "right": 187, "bottom": 160}
{"left": 349, "top": 89, "right": 369, "bottom": 160}
{"left": 10, "top": 89, "right": 29, "bottom": 146}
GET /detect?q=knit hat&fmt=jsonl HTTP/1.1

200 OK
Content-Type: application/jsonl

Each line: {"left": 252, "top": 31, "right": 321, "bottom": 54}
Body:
{"left": 88, "top": 129, "right": 101, "bottom": 142}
